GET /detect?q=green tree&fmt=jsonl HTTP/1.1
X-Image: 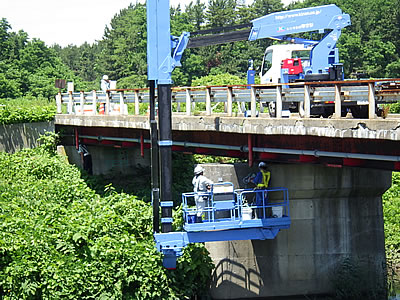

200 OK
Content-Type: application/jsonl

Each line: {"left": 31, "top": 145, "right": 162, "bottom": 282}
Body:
{"left": 99, "top": 4, "right": 147, "bottom": 81}
{"left": 185, "top": 0, "right": 207, "bottom": 30}
{"left": 206, "top": 0, "right": 238, "bottom": 28}
{"left": 250, "top": 0, "right": 284, "bottom": 18}
{"left": 0, "top": 18, "right": 12, "bottom": 61}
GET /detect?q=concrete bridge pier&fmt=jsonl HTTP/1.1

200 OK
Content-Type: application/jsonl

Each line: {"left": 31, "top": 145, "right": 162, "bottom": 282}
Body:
{"left": 200, "top": 163, "right": 391, "bottom": 299}
{"left": 62, "top": 145, "right": 151, "bottom": 176}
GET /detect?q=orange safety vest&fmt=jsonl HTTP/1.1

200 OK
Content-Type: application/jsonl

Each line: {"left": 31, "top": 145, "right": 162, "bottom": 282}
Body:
{"left": 257, "top": 170, "right": 271, "bottom": 188}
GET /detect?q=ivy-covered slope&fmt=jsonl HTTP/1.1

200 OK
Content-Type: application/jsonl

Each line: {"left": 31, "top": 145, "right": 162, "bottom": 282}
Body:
{"left": 0, "top": 138, "right": 213, "bottom": 299}
{"left": 383, "top": 172, "right": 400, "bottom": 273}
{"left": 0, "top": 98, "right": 55, "bottom": 125}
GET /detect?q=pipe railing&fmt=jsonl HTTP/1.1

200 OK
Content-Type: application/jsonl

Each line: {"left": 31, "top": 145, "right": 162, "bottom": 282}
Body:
{"left": 55, "top": 79, "right": 400, "bottom": 119}
{"left": 78, "top": 133, "right": 400, "bottom": 162}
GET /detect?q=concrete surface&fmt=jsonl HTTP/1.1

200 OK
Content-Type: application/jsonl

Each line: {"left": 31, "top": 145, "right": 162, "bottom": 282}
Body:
{"left": 55, "top": 114, "right": 400, "bottom": 141}
{"left": 0, "top": 121, "right": 54, "bottom": 153}
{"left": 199, "top": 163, "right": 390, "bottom": 299}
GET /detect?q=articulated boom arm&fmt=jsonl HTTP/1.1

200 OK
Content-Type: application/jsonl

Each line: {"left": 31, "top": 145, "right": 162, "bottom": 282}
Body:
{"left": 147, "top": 1, "right": 350, "bottom": 84}
{"left": 249, "top": 4, "right": 350, "bottom": 41}
{"left": 249, "top": 4, "right": 351, "bottom": 74}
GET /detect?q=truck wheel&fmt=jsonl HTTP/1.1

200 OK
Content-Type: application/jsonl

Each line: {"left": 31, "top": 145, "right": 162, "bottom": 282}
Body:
{"left": 351, "top": 106, "right": 368, "bottom": 119}
{"left": 321, "top": 107, "right": 334, "bottom": 118}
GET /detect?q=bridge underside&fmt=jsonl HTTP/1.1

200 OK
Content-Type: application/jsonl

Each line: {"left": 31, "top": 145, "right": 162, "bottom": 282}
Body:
{"left": 56, "top": 123, "right": 400, "bottom": 171}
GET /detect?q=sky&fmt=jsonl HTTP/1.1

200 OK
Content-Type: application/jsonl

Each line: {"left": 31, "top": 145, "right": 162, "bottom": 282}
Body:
{"left": 2, "top": 0, "right": 293, "bottom": 47}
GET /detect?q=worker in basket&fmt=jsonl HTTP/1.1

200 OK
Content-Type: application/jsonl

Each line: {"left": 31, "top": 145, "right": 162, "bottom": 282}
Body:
{"left": 252, "top": 162, "right": 271, "bottom": 218}
{"left": 192, "top": 165, "right": 213, "bottom": 223}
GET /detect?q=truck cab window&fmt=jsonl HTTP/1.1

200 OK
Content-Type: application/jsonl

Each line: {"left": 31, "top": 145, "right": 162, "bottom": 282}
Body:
{"left": 292, "top": 50, "right": 311, "bottom": 68}
{"left": 262, "top": 50, "right": 273, "bottom": 74}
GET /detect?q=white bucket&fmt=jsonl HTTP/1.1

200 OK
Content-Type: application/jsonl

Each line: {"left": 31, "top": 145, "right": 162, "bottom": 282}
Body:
{"left": 242, "top": 207, "right": 253, "bottom": 220}
{"left": 272, "top": 206, "right": 283, "bottom": 218}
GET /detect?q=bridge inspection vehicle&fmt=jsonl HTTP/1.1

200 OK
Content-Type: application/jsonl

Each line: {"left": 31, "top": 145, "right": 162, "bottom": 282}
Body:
{"left": 146, "top": 0, "right": 307, "bottom": 269}
{"left": 187, "top": 4, "right": 356, "bottom": 117}
{"left": 145, "top": 1, "right": 396, "bottom": 268}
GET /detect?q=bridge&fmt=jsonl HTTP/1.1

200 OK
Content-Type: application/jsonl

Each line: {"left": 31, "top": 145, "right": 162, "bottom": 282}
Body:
{"left": 56, "top": 79, "right": 400, "bottom": 171}
{"left": 55, "top": 80, "right": 399, "bottom": 298}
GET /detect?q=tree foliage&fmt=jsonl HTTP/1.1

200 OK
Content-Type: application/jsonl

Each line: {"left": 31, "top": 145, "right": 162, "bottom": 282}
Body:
{"left": 3, "top": 0, "right": 400, "bottom": 95}
{"left": 0, "top": 20, "right": 77, "bottom": 99}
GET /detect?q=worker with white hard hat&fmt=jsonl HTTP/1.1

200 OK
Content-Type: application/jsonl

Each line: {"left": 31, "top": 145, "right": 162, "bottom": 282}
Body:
{"left": 100, "top": 75, "right": 110, "bottom": 92}
{"left": 192, "top": 165, "right": 213, "bottom": 222}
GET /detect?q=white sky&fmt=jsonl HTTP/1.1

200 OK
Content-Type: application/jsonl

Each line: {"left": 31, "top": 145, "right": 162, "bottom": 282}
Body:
{"left": 2, "top": 0, "right": 293, "bottom": 47}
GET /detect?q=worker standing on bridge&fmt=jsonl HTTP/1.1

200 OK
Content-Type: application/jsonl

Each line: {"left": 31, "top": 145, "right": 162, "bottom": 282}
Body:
{"left": 192, "top": 165, "right": 213, "bottom": 222}
{"left": 101, "top": 75, "right": 110, "bottom": 92}
{"left": 252, "top": 162, "right": 271, "bottom": 217}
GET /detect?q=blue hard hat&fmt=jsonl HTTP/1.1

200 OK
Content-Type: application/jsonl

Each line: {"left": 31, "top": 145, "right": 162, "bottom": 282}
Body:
{"left": 258, "top": 162, "right": 267, "bottom": 169}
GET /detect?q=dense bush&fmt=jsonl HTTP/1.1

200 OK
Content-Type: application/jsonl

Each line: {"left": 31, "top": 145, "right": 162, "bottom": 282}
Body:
{"left": 389, "top": 101, "right": 400, "bottom": 113}
{"left": 191, "top": 72, "right": 246, "bottom": 86}
{"left": 0, "top": 138, "right": 213, "bottom": 299}
{"left": 0, "top": 98, "right": 55, "bottom": 125}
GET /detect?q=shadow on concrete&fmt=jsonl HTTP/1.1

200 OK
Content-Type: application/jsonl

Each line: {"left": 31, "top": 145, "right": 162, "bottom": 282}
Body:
{"left": 210, "top": 257, "right": 261, "bottom": 298}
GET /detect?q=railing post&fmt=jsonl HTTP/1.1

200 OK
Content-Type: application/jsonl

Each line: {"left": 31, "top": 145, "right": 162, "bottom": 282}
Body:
{"left": 105, "top": 92, "right": 110, "bottom": 115}
{"left": 56, "top": 92, "right": 62, "bottom": 114}
{"left": 68, "top": 91, "right": 73, "bottom": 114}
{"left": 250, "top": 86, "right": 257, "bottom": 118}
{"left": 80, "top": 92, "right": 85, "bottom": 115}
{"left": 334, "top": 84, "right": 342, "bottom": 118}
{"left": 119, "top": 91, "right": 125, "bottom": 115}
{"left": 368, "top": 82, "right": 376, "bottom": 119}
{"left": 276, "top": 85, "right": 282, "bottom": 118}
{"left": 92, "top": 90, "right": 97, "bottom": 115}
{"left": 303, "top": 85, "right": 311, "bottom": 118}
{"left": 227, "top": 86, "right": 233, "bottom": 117}
{"left": 134, "top": 90, "right": 140, "bottom": 115}
{"left": 206, "top": 87, "right": 212, "bottom": 116}
{"left": 185, "top": 88, "right": 191, "bottom": 116}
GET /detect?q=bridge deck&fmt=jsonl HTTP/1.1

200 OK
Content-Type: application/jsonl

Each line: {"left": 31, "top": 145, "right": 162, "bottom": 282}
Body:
{"left": 55, "top": 114, "right": 400, "bottom": 141}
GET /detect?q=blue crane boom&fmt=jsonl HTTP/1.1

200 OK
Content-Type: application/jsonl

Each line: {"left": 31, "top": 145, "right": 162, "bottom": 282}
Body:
{"left": 249, "top": 4, "right": 351, "bottom": 77}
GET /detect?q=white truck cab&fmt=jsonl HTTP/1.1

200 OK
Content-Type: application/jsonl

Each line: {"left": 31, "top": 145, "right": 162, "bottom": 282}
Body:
{"left": 260, "top": 44, "right": 312, "bottom": 84}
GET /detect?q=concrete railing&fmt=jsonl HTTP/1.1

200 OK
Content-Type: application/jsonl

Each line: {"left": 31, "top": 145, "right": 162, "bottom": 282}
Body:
{"left": 56, "top": 79, "right": 400, "bottom": 119}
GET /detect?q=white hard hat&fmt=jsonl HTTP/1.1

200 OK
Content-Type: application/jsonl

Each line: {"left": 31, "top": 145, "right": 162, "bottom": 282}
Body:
{"left": 102, "top": 75, "right": 109, "bottom": 80}
{"left": 194, "top": 165, "right": 204, "bottom": 175}
{"left": 258, "top": 162, "right": 267, "bottom": 169}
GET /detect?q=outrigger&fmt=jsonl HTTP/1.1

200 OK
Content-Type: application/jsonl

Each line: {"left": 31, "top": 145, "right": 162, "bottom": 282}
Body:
{"left": 154, "top": 182, "right": 291, "bottom": 268}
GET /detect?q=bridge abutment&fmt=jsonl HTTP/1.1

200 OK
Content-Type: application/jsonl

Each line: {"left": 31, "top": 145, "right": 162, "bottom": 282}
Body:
{"left": 201, "top": 163, "right": 390, "bottom": 299}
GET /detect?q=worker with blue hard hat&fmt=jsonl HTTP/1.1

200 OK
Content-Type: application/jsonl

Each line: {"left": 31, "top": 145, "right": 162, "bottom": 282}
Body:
{"left": 252, "top": 162, "right": 271, "bottom": 217}
{"left": 192, "top": 165, "right": 213, "bottom": 222}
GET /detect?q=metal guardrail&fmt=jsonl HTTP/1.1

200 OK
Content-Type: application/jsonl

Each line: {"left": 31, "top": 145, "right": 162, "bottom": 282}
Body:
{"left": 56, "top": 79, "right": 400, "bottom": 119}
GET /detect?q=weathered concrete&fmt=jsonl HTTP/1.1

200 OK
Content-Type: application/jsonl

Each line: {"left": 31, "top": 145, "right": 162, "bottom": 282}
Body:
{"left": 0, "top": 121, "right": 54, "bottom": 153}
{"left": 199, "top": 163, "right": 390, "bottom": 299}
{"left": 55, "top": 114, "right": 400, "bottom": 141}
{"left": 63, "top": 145, "right": 151, "bottom": 176}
